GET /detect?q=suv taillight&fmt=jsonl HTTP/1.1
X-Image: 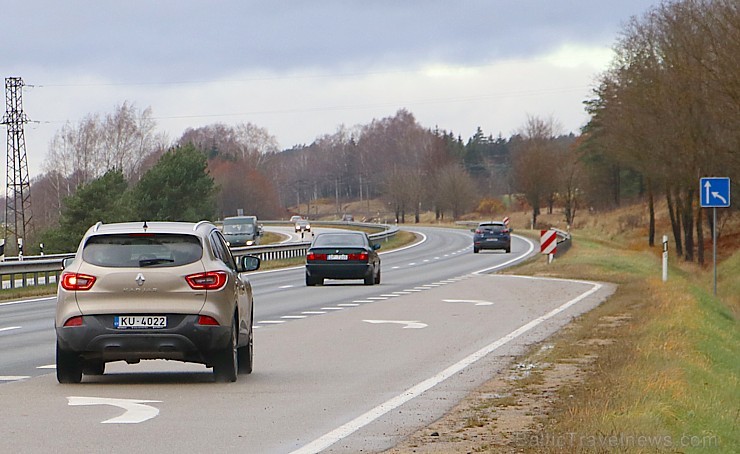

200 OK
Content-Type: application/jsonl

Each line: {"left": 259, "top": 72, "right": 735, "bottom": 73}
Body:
{"left": 60, "top": 272, "right": 97, "bottom": 291}
{"left": 185, "top": 271, "right": 228, "bottom": 290}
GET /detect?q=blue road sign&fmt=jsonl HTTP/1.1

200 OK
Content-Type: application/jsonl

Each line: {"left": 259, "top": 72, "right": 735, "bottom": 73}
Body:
{"left": 700, "top": 177, "right": 731, "bottom": 208}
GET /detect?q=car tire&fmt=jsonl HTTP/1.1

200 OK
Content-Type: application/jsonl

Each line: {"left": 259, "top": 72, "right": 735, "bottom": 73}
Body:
{"left": 306, "top": 272, "right": 321, "bottom": 286}
{"left": 505, "top": 246, "right": 511, "bottom": 253}
{"left": 213, "top": 322, "right": 238, "bottom": 383}
{"left": 364, "top": 271, "right": 374, "bottom": 285}
{"left": 473, "top": 247, "right": 480, "bottom": 254}
{"left": 237, "top": 310, "right": 253, "bottom": 375}
{"left": 82, "top": 359, "right": 105, "bottom": 376}
{"left": 374, "top": 268, "right": 381, "bottom": 285}
{"left": 56, "top": 342, "right": 83, "bottom": 384}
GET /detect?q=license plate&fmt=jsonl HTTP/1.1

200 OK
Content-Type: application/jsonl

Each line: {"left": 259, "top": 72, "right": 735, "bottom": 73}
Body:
{"left": 114, "top": 315, "right": 167, "bottom": 329}
{"left": 327, "top": 254, "right": 348, "bottom": 260}
{"left": 486, "top": 238, "right": 499, "bottom": 242}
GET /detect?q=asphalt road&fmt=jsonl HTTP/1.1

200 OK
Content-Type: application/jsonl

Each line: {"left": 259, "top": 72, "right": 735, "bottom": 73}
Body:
{"left": 0, "top": 226, "right": 615, "bottom": 453}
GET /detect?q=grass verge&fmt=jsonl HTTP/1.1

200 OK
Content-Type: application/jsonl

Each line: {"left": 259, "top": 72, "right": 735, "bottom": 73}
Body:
{"left": 388, "top": 230, "right": 738, "bottom": 453}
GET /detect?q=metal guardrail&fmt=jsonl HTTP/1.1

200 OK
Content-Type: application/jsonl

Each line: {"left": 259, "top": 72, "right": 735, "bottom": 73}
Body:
{"left": 551, "top": 228, "right": 572, "bottom": 258}
{"left": 0, "top": 221, "right": 398, "bottom": 290}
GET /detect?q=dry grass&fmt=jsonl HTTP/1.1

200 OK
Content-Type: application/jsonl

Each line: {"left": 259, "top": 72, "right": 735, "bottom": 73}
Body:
{"left": 387, "top": 204, "right": 738, "bottom": 454}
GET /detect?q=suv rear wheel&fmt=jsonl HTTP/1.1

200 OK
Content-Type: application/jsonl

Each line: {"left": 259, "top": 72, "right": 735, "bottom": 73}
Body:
{"left": 56, "top": 343, "right": 83, "bottom": 384}
{"left": 213, "top": 322, "right": 238, "bottom": 382}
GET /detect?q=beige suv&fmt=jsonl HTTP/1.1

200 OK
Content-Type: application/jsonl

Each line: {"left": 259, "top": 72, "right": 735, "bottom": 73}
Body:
{"left": 55, "top": 221, "right": 260, "bottom": 383}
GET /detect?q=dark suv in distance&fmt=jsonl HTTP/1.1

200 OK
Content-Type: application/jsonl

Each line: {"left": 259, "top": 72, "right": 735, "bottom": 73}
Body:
{"left": 473, "top": 221, "right": 511, "bottom": 253}
{"left": 55, "top": 221, "right": 260, "bottom": 383}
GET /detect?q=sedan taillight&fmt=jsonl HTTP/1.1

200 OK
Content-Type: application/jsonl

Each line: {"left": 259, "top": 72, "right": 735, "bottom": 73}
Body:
{"left": 185, "top": 271, "right": 228, "bottom": 290}
{"left": 306, "top": 252, "right": 327, "bottom": 261}
{"left": 347, "top": 252, "right": 368, "bottom": 261}
{"left": 60, "top": 272, "right": 97, "bottom": 291}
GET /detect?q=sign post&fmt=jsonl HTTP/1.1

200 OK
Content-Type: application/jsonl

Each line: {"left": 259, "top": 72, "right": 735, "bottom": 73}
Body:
{"left": 662, "top": 235, "right": 668, "bottom": 282}
{"left": 700, "top": 177, "right": 731, "bottom": 296}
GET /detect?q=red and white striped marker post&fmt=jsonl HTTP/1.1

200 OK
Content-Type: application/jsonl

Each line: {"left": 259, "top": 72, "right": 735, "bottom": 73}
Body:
{"left": 540, "top": 229, "right": 557, "bottom": 263}
{"left": 502, "top": 216, "right": 510, "bottom": 227}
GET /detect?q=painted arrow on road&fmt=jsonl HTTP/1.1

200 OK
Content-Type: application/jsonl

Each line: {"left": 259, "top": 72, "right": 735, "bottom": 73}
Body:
{"left": 442, "top": 299, "right": 494, "bottom": 306}
{"left": 363, "top": 320, "right": 428, "bottom": 329}
{"left": 67, "top": 396, "right": 162, "bottom": 424}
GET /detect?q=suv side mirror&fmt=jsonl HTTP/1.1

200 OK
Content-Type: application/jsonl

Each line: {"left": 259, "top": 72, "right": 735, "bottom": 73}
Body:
{"left": 239, "top": 255, "right": 261, "bottom": 272}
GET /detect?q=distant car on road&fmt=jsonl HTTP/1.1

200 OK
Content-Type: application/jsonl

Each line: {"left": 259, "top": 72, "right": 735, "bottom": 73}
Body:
{"left": 222, "top": 215, "right": 262, "bottom": 246}
{"left": 289, "top": 215, "right": 303, "bottom": 223}
{"left": 55, "top": 221, "right": 261, "bottom": 383}
{"left": 341, "top": 214, "right": 354, "bottom": 222}
{"left": 305, "top": 231, "right": 380, "bottom": 286}
{"left": 473, "top": 221, "right": 511, "bottom": 253}
{"left": 295, "top": 218, "right": 311, "bottom": 233}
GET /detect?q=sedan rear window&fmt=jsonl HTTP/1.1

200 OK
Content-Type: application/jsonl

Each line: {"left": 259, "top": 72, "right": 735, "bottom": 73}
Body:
{"left": 312, "top": 233, "right": 366, "bottom": 247}
{"left": 82, "top": 233, "right": 203, "bottom": 267}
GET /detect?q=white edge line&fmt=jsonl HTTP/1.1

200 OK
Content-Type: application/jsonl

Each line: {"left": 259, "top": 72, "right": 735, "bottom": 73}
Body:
{"left": 0, "top": 326, "right": 22, "bottom": 333}
{"left": 290, "top": 278, "right": 603, "bottom": 454}
{"left": 472, "top": 234, "right": 536, "bottom": 275}
{"left": 0, "top": 296, "right": 56, "bottom": 307}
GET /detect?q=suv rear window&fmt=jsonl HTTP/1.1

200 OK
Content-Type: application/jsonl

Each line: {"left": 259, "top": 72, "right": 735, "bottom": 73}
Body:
{"left": 82, "top": 233, "right": 203, "bottom": 267}
{"left": 478, "top": 224, "right": 506, "bottom": 233}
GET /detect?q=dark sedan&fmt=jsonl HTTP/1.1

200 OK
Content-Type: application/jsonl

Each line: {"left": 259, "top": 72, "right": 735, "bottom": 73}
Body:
{"left": 305, "top": 232, "right": 381, "bottom": 286}
{"left": 473, "top": 221, "right": 511, "bottom": 253}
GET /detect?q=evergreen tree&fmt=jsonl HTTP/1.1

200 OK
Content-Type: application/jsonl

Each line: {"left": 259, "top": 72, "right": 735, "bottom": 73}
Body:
{"left": 131, "top": 143, "right": 217, "bottom": 221}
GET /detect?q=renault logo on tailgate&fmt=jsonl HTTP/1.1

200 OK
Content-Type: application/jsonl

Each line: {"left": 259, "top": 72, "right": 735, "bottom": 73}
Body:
{"left": 135, "top": 273, "right": 146, "bottom": 286}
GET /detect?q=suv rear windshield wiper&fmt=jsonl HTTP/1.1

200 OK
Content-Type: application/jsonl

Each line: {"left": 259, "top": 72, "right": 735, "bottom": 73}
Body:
{"left": 139, "top": 258, "right": 175, "bottom": 267}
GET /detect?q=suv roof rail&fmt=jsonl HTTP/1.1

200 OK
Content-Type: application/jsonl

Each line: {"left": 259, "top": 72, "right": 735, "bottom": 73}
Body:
{"left": 193, "top": 220, "right": 211, "bottom": 231}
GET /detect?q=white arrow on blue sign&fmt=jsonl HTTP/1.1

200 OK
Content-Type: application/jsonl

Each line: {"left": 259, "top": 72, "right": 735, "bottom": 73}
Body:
{"left": 700, "top": 177, "right": 731, "bottom": 208}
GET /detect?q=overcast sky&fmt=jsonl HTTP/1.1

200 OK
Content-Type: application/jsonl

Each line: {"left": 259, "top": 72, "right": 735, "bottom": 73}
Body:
{"left": 3, "top": 1, "right": 658, "bottom": 178}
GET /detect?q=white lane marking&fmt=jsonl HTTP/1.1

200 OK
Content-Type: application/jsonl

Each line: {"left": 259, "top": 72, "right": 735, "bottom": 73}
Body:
{"left": 258, "top": 320, "right": 286, "bottom": 324}
{"left": 281, "top": 315, "right": 308, "bottom": 319}
{"left": 353, "top": 300, "right": 374, "bottom": 303}
{"left": 279, "top": 285, "right": 294, "bottom": 289}
{"left": 403, "top": 289, "right": 422, "bottom": 292}
{"left": 366, "top": 297, "right": 387, "bottom": 300}
{"left": 408, "top": 263, "right": 417, "bottom": 266}
{"left": 392, "top": 266, "right": 400, "bottom": 269}
{"left": 302, "top": 311, "right": 327, "bottom": 315}
{"left": 338, "top": 303, "right": 360, "bottom": 307}
{"left": 0, "top": 326, "right": 21, "bottom": 333}
{"left": 443, "top": 299, "right": 494, "bottom": 306}
{"left": 0, "top": 376, "right": 29, "bottom": 381}
{"left": 379, "top": 294, "right": 400, "bottom": 298}
{"left": 393, "top": 292, "right": 411, "bottom": 295}
{"left": 321, "top": 307, "right": 344, "bottom": 311}
{"left": 0, "top": 296, "right": 56, "bottom": 307}
{"left": 363, "top": 320, "right": 428, "bottom": 329}
{"left": 67, "top": 396, "right": 161, "bottom": 424}
{"left": 292, "top": 279, "right": 603, "bottom": 454}
{"left": 38, "top": 364, "right": 56, "bottom": 369}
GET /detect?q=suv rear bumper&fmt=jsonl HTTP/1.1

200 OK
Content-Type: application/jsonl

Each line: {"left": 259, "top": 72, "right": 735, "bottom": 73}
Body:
{"left": 56, "top": 314, "right": 231, "bottom": 365}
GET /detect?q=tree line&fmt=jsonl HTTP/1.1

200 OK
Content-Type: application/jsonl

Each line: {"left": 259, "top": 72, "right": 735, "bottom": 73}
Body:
{"left": 6, "top": 0, "right": 736, "bottom": 262}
